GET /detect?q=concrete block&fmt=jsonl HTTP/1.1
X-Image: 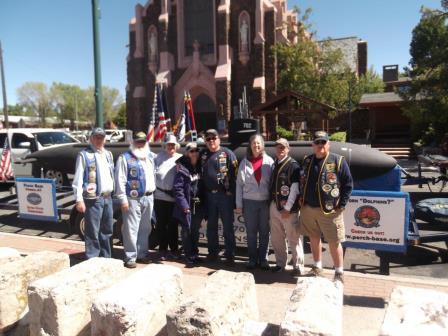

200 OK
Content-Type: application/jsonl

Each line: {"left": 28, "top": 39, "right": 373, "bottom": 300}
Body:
{"left": 380, "top": 286, "right": 448, "bottom": 336}
{"left": 91, "top": 264, "right": 183, "bottom": 336}
{"left": 28, "top": 257, "right": 126, "bottom": 336}
{"left": 243, "top": 320, "right": 279, "bottom": 336}
{"left": 280, "top": 277, "right": 343, "bottom": 336}
{"left": 166, "top": 270, "right": 258, "bottom": 336}
{"left": 0, "top": 247, "right": 21, "bottom": 264}
{"left": 0, "top": 251, "right": 69, "bottom": 332}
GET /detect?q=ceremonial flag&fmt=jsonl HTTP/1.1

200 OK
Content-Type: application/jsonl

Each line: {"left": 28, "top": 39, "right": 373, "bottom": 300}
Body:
{"left": 154, "top": 84, "right": 167, "bottom": 142}
{"left": 0, "top": 137, "right": 13, "bottom": 181}
{"left": 175, "top": 93, "right": 187, "bottom": 142}
{"left": 185, "top": 92, "right": 197, "bottom": 131}
{"left": 147, "top": 86, "right": 157, "bottom": 142}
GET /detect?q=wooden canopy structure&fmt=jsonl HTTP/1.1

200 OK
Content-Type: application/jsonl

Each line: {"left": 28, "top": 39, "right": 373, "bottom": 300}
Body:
{"left": 252, "top": 91, "right": 337, "bottom": 140}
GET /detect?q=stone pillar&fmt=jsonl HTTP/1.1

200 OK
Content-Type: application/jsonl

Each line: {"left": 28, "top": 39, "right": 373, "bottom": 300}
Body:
{"left": 28, "top": 258, "right": 126, "bottom": 336}
{"left": 166, "top": 270, "right": 258, "bottom": 336}
{"left": 279, "top": 277, "right": 343, "bottom": 336}
{"left": 91, "top": 265, "right": 183, "bottom": 336}
{"left": 380, "top": 286, "right": 448, "bottom": 336}
{"left": 264, "top": 8, "right": 277, "bottom": 101}
{"left": 0, "top": 251, "right": 69, "bottom": 332}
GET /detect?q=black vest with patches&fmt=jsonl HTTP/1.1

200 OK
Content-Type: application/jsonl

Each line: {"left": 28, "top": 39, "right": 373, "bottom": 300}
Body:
{"left": 270, "top": 157, "right": 299, "bottom": 212}
{"left": 300, "top": 153, "right": 344, "bottom": 214}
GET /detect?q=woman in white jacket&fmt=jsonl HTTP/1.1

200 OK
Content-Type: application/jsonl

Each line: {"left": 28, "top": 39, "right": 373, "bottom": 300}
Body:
{"left": 236, "top": 134, "right": 274, "bottom": 270}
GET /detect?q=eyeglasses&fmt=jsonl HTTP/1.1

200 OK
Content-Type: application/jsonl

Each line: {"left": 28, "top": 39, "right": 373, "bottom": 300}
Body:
{"left": 206, "top": 136, "right": 217, "bottom": 142}
{"left": 313, "top": 140, "right": 328, "bottom": 145}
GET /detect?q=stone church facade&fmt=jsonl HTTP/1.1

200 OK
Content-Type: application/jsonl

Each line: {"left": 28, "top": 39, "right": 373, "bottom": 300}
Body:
{"left": 126, "top": 0, "right": 298, "bottom": 133}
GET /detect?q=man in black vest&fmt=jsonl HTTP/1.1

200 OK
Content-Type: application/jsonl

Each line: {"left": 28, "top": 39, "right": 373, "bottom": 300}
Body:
{"left": 299, "top": 131, "right": 353, "bottom": 283}
{"left": 269, "top": 138, "right": 304, "bottom": 275}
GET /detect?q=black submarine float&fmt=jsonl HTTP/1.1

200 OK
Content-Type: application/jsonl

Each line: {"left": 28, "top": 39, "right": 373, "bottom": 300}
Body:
{"left": 25, "top": 118, "right": 400, "bottom": 192}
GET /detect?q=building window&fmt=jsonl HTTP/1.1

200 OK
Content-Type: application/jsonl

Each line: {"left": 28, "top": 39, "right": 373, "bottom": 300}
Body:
{"left": 184, "top": 0, "right": 214, "bottom": 56}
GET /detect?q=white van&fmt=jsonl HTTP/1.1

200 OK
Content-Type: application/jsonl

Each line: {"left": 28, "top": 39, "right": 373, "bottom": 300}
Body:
{"left": 0, "top": 128, "right": 79, "bottom": 180}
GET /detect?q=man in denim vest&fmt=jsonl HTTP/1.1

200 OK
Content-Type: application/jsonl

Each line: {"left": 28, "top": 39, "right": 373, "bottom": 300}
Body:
{"left": 115, "top": 131, "right": 156, "bottom": 268}
{"left": 72, "top": 127, "right": 115, "bottom": 259}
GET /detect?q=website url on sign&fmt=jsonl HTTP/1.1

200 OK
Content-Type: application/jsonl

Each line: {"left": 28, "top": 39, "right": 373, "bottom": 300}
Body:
{"left": 346, "top": 235, "right": 400, "bottom": 244}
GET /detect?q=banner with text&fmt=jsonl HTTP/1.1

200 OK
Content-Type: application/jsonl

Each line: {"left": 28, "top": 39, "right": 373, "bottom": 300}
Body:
{"left": 343, "top": 190, "right": 410, "bottom": 252}
{"left": 16, "top": 178, "right": 58, "bottom": 222}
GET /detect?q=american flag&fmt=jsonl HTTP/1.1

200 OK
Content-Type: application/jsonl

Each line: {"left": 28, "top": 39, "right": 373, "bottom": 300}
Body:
{"left": 153, "top": 84, "right": 167, "bottom": 142}
{"left": 0, "top": 137, "right": 13, "bottom": 181}
{"left": 146, "top": 86, "right": 157, "bottom": 142}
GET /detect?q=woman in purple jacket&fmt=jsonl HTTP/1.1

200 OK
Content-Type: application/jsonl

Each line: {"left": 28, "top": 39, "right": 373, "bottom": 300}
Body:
{"left": 173, "top": 142, "right": 204, "bottom": 265}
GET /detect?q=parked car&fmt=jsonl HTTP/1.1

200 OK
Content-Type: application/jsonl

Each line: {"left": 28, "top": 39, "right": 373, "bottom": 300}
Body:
{"left": 0, "top": 128, "right": 79, "bottom": 183}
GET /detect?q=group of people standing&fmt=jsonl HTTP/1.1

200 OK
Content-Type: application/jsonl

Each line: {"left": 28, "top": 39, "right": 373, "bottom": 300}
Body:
{"left": 73, "top": 127, "right": 353, "bottom": 282}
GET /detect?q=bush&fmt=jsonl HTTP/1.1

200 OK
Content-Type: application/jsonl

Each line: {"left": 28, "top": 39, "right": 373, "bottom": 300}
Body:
{"left": 276, "top": 126, "right": 295, "bottom": 140}
{"left": 330, "top": 131, "right": 346, "bottom": 142}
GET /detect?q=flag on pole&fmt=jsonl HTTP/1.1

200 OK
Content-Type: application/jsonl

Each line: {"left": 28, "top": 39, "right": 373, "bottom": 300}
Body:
{"left": 0, "top": 137, "right": 13, "bottom": 181}
{"left": 147, "top": 86, "right": 157, "bottom": 142}
{"left": 153, "top": 84, "right": 167, "bottom": 142}
{"left": 185, "top": 92, "right": 197, "bottom": 131}
{"left": 175, "top": 93, "right": 187, "bottom": 142}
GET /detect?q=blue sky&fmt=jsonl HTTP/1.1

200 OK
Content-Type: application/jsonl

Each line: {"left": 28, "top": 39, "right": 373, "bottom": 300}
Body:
{"left": 0, "top": 0, "right": 443, "bottom": 105}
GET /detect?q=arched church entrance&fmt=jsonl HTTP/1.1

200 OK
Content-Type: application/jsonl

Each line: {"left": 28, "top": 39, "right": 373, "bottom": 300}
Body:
{"left": 193, "top": 94, "right": 217, "bottom": 131}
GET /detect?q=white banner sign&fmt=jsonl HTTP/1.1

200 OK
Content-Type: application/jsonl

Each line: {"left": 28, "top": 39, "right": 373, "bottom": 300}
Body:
{"left": 16, "top": 178, "right": 58, "bottom": 222}
{"left": 343, "top": 190, "right": 410, "bottom": 252}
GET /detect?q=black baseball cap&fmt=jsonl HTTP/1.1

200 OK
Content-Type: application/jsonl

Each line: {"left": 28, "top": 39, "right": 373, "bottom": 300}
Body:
{"left": 313, "top": 131, "right": 329, "bottom": 143}
{"left": 205, "top": 129, "right": 219, "bottom": 137}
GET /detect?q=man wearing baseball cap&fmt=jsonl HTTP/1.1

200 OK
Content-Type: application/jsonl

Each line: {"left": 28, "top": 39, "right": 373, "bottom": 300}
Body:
{"left": 115, "top": 131, "right": 156, "bottom": 268}
{"left": 200, "top": 129, "right": 238, "bottom": 262}
{"left": 269, "top": 138, "right": 304, "bottom": 275}
{"left": 299, "top": 130, "right": 353, "bottom": 282}
{"left": 72, "top": 127, "right": 115, "bottom": 259}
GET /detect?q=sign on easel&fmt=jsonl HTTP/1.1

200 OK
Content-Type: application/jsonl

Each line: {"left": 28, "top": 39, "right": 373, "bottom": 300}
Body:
{"left": 15, "top": 178, "right": 58, "bottom": 222}
{"left": 343, "top": 190, "right": 410, "bottom": 253}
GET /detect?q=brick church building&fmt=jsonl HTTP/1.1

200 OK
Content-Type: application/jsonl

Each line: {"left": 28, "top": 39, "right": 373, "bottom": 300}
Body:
{"left": 126, "top": 0, "right": 298, "bottom": 134}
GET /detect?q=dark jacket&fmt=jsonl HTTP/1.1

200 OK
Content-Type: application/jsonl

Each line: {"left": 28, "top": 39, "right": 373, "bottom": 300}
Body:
{"left": 173, "top": 156, "right": 204, "bottom": 228}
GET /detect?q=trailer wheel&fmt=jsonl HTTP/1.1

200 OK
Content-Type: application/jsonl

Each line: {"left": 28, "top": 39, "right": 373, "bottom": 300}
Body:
{"left": 45, "top": 170, "right": 69, "bottom": 188}
{"left": 75, "top": 212, "right": 86, "bottom": 241}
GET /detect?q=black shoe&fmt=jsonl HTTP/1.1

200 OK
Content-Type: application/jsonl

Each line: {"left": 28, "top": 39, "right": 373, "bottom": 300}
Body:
{"left": 136, "top": 256, "right": 152, "bottom": 264}
{"left": 124, "top": 260, "right": 137, "bottom": 269}
{"left": 259, "top": 260, "right": 270, "bottom": 271}
{"left": 245, "top": 261, "right": 257, "bottom": 270}
{"left": 291, "top": 268, "right": 302, "bottom": 277}
{"left": 224, "top": 255, "right": 235, "bottom": 264}
{"left": 271, "top": 265, "right": 283, "bottom": 273}
{"left": 206, "top": 254, "right": 219, "bottom": 262}
{"left": 307, "top": 266, "right": 324, "bottom": 277}
{"left": 334, "top": 272, "right": 344, "bottom": 284}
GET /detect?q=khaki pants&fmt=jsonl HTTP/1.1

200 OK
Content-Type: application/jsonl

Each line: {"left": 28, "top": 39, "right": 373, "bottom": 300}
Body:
{"left": 299, "top": 205, "right": 345, "bottom": 243}
{"left": 269, "top": 201, "right": 304, "bottom": 269}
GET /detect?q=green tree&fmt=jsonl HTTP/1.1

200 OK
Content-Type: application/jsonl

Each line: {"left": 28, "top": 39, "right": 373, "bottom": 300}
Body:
{"left": 16, "top": 82, "right": 55, "bottom": 126}
{"left": 50, "top": 82, "right": 85, "bottom": 124}
{"left": 273, "top": 7, "right": 384, "bottom": 116}
{"left": 113, "top": 103, "right": 127, "bottom": 128}
{"left": 400, "top": 3, "right": 448, "bottom": 141}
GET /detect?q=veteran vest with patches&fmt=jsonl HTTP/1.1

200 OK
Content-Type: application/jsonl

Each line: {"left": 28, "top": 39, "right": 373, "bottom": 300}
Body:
{"left": 270, "top": 157, "right": 299, "bottom": 212}
{"left": 300, "top": 153, "right": 344, "bottom": 214}
{"left": 81, "top": 148, "right": 114, "bottom": 199}
{"left": 123, "top": 151, "right": 148, "bottom": 199}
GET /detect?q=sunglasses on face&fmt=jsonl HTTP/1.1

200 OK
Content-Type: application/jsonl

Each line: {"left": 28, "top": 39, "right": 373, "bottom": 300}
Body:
{"left": 313, "top": 140, "right": 327, "bottom": 145}
{"left": 206, "top": 136, "right": 217, "bottom": 142}
{"left": 188, "top": 149, "right": 199, "bottom": 153}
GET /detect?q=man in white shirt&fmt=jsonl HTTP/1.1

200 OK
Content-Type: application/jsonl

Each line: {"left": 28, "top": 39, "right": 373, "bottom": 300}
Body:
{"left": 72, "top": 127, "right": 115, "bottom": 259}
{"left": 115, "top": 131, "right": 156, "bottom": 268}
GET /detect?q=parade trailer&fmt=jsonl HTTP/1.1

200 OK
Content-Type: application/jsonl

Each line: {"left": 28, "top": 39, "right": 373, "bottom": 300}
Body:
{"left": 4, "top": 123, "right": 447, "bottom": 274}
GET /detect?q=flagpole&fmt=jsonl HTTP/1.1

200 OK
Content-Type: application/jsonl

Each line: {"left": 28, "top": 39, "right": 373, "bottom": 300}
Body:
{"left": 0, "top": 41, "right": 9, "bottom": 129}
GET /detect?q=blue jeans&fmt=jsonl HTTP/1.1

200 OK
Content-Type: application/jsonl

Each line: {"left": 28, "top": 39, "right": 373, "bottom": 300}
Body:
{"left": 181, "top": 206, "right": 204, "bottom": 259}
{"left": 84, "top": 196, "right": 114, "bottom": 259}
{"left": 206, "top": 192, "right": 235, "bottom": 257}
{"left": 122, "top": 195, "right": 154, "bottom": 262}
{"left": 243, "top": 199, "right": 270, "bottom": 264}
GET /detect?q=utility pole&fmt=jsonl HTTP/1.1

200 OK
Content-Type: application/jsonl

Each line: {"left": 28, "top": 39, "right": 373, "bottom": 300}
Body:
{"left": 91, "top": 0, "right": 104, "bottom": 128}
{"left": 0, "top": 41, "right": 9, "bottom": 129}
{"left": 348, "top": 79, "right": 353, "bottom": 142}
